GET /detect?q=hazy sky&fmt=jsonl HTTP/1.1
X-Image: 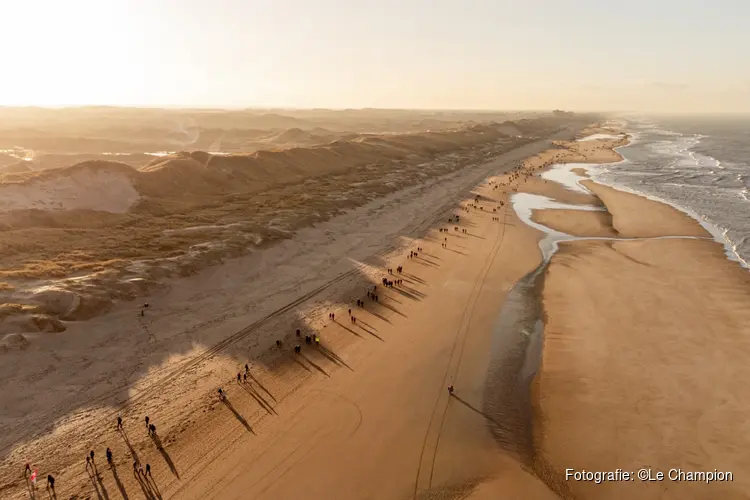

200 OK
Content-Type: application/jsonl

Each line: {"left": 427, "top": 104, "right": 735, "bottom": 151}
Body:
{"left": 1, "top": 0, "right": 748, "bottom": 112}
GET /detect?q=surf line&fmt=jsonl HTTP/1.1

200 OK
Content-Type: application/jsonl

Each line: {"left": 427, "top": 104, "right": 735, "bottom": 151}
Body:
{"left": 511, "top": 192, "right": 711, "bottom": 267}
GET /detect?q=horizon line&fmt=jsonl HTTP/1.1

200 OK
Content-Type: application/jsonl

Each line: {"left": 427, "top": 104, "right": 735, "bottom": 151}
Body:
{"left": 0, "top": 105, "right": 746, "bottom": 117}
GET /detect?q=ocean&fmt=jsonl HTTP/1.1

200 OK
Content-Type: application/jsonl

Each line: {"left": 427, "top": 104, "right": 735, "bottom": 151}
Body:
{"left": 592, "top": 116, "right": 750, "bottom": 268}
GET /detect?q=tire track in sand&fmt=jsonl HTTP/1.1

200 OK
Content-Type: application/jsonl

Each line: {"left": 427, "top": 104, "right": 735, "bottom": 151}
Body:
{"left": 413, "top": 198, "right": 510, "bottom": 497}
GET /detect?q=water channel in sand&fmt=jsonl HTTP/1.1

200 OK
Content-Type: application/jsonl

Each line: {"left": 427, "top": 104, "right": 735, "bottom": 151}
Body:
{"left": 482, "top": 160, "right": 717, "bottom": 464}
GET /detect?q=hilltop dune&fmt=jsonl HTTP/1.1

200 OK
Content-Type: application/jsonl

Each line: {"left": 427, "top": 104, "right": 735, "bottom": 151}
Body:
{"left": 0, "top": 121, "right": 538, "bottom": 211}
{"left": 267, "top": 127, "right": 334, "bottom": 146}
{"left": 0, "top": 162, "right": 139, "bottom": 213}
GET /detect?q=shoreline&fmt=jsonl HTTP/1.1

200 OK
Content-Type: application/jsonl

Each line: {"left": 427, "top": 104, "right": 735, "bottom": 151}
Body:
{"left": 7, "top": 121, "right": 744, "bottom": 500}
{"left": 518, "top": 128, "right": 750, "bottom": 499}
{"left": 584, "top": 135, "right": 749, "bottom": 269}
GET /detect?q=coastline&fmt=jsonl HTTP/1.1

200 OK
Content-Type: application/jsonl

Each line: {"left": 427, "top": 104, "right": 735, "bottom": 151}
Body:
{"left": 516, "top": 129, "right": 750, "bottom": 499}
{"left": 5, "top": 121, "right": 747, "bottom": 500}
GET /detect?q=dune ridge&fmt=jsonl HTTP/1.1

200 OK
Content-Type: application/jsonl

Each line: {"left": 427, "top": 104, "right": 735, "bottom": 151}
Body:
{"left": 0, "top": 116, "right": 579, "bottom": 345}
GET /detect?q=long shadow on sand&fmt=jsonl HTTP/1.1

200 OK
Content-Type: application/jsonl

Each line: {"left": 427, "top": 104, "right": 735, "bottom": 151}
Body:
{"left": 247, "top": 372, "right": 277, "bottom": 402}
{"left": 134, "top": 471, "right": 158, "bottom": 500}
{"left": 412, "top": 258, "right": 439, "bottom": 268}
{"left": 110, "top": 463, "right": 130, "bottom": 500}
{"left": 150, "top": 433, "right": 182, "bottom": 476}
{"left": 118, "top": 428, "right": 140, "bottom": 464}
{"left": 445, "top": 248, "right": 468, "bottom": 256}
{"left": 377, "top": 301, "right": 407, "bottom": 318}
{"left": 399, "top": 276, "right": 421, "bottom": 286}
{"left": 147, "top": 475, "right": 163, "bottom": 500}
{"left": 356, "top": 323, "right": 384, "bottom": 341}
{"left": 450, "top": 394, "right": 502, "bottom": 428}
{"left": 333, "top": 320, "right": 363, "bottom": 338}
{"left": 318, "top": 345, "right": 353, "bottom": 370}
{"left": 142, "top": 474, "right": 162, "bottom": 500}
{"left": 25, "top": 478, "right": 37, "bottom": 500}
{"left": 421, "top": 252, "right": 442, "bottom": 261}
{"left": 299, "top": 353, "right": 330, "bottom": 377}
{"left": 86, "top": 467, "right": 107, "bottom": 500}
{"left": 383, "top": 294, "right": 403, "bottom": 305}
{"left": 337, "top": 317, "right": 383, "bottom": 341}
{"left": 239, "top": 381, "right": 277, "bottom": 415}
{"left": 401, "top": 272, "right": 426, "bottom": 285}
{"left": 363, "top": 309, "right": 392, "bottom": 325}
{"left": 354, "top": 318, "right": 378, "bottom": 331}
{"left": 391, "top": 286, "right": 425, "bottom": 301}
{"left": 292, "top": 356, "right": 312, "bottom": 372}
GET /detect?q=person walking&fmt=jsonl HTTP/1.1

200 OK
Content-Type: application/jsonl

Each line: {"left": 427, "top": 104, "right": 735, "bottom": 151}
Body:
{"left": 145, "top": 463, "right": 151, "bottom": 477}
{"left": 117, "top": 416, "right": 123, "bottom": 430}
{"left": 47, "top": 474, "right": 55, "bottom": 491}
{"left": 106, "top": 447, "right": 113, "bottom": 464}
{"left": 145, "top": 416, "right": 150, "bottom": 429}
{"left": 89, "top": 450, "right": 95, "bottom": 462}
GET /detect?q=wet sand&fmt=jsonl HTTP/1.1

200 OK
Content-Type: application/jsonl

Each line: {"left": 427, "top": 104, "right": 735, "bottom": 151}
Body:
{"left": 532, "top": 209, "right": 618, "bottom": 238}
{"left": 529, "top": 149, "right": 750, "bottom": 499}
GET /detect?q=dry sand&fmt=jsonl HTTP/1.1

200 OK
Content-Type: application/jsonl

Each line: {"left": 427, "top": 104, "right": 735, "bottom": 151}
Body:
{"left": 0, "top": 117, "right": 589, "bottom": 499}
{"left": 0, "top": 116, "right": 574, "bottom": 342}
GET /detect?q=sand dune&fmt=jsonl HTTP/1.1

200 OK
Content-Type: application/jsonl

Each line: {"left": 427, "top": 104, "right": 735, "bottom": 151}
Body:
{"left": 0, "top": 162, "right": 140, "bottom": 213}
{"left": 0, "top": 107, "right": 536, "bottom": 156}
{"left": 0, "top": 162, "right": 33, "bottom": 174}
{"left": 0, "top": 120, "right": 590, "bottom": 500}
{"left": 0, "top": 116, "right": 581, "bottom": 351}
{"left": 266, "top": 127, "right": 333, "bottom": 146}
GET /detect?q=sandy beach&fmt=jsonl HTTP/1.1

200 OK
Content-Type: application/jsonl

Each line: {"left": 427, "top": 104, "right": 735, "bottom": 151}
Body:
{"left": 1, "top": 115, "right": 582, "bottom": 499}
{"left": 3, "top": 119, "right": 748, "bottom": 500}
{"left": 533, "top": 188, "right": 750, "bottom": 499}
